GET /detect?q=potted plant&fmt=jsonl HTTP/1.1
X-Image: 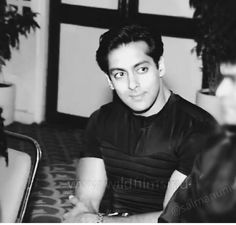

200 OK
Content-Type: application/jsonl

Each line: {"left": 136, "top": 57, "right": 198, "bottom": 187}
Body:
{"left": 0, "top": 0, "right": 39, "bottom": 125}
{"left": 189, "top": 0, "right": 224, "bottom": 122}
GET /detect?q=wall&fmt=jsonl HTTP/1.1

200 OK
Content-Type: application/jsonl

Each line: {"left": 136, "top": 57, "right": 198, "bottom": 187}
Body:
{"left": 3, "top": 0, "right": 49, "bottom": 124}
{"left": 163, "top": 37, "right": 202, "bottom": 103}
{"left": 57, "top": 25, "right": 113, "bottom": 117}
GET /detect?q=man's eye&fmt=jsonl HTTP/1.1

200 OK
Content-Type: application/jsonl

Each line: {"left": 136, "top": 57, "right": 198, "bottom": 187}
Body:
{"left": 114, "top": 71, "right": 125, "bottom": 79}
{"left": 137, "top": 67, "right": 148, "bottom": 74}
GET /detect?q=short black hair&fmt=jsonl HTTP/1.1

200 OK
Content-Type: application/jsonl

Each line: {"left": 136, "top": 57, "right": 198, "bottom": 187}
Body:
{"left": 96, "top": 24, "right": 164, "bottom": 75}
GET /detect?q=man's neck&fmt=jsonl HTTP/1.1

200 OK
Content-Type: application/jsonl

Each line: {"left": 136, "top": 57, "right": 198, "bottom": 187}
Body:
{"left": 133, "top": 85, "right": 171, "bottom": 117}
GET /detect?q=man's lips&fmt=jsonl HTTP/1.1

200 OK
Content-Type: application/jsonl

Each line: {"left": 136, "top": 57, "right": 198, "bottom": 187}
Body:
{"left": 130, "top": 93, "right": 146, "bottom": 100}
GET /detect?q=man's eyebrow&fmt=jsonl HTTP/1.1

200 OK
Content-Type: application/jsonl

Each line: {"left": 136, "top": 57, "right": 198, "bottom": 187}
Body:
{"left": 134, "top": 60, "right": 150, "bottom": 68}
{"left": 109, "top": 68, "right": 125, "bottom": 73}
{"left": 109, "top": 61, "right": 150, "bottom": 73}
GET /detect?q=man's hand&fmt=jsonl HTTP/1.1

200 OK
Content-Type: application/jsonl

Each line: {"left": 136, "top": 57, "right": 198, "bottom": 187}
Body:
{"left": 63, "top": 212, "right": 99, "bottom": 223}
{"left": 63, "top": 195, "right": 90, "bottom": 221}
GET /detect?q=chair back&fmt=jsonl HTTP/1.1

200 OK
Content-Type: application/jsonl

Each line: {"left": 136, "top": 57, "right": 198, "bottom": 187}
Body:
{"left": 0, "top": 130, "right": 42, "bottom": 222}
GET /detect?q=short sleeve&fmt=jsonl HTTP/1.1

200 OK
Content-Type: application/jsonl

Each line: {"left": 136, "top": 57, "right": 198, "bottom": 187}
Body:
{"left": 176, "top": 120, "right": 217, "bottom": 175}
{"left": 80, "top": 110, "right": 103, "bottom": 159}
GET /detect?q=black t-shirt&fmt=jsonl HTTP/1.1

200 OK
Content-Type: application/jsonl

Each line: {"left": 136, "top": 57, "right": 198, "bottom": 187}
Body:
{"left": 81, "top": 93, "right": 217, "bottom": 214}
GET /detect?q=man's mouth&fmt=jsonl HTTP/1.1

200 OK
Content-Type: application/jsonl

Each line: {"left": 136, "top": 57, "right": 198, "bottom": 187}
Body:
{"left": 130, "top": 93, "right": 145, "bottom": 100}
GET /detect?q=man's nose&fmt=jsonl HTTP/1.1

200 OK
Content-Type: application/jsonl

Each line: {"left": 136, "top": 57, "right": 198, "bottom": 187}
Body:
{"left": 128, "top": 73, "right": 139, "bottom": 90}
{"left": 216, "top": 79, "right": 233, "bottom": 97}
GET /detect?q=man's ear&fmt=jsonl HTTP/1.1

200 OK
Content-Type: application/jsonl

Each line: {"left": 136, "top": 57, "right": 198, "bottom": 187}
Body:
{"left": 106, "top": 75, "right": 115, "bottom": 90}
{"left": 158, "top": 56, "right": 166, "bottom": 77}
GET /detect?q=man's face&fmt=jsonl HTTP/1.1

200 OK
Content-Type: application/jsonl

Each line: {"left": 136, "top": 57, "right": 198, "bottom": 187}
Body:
{"left": 216, "top": 63, "right": 236, "bottom": 125}
{"left": 107, "top": 41, "right": 164, "bottom": 116}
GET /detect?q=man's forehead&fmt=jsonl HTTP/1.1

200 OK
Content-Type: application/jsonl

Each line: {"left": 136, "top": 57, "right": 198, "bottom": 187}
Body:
{"left": 220, "top": 63, "right": 236, "bottom": 76}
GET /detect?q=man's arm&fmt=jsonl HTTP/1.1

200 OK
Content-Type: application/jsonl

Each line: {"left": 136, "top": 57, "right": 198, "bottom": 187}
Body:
{"left": 104, "top": 170, "right": 186, "bottom": 222}
{"left": 63, "top": 157, "right": 107, "bottom": 220}
{"left": 75, "top": 157, "right": 107, "bottom": 212}
{"left": 65, "top": 168, "right": 186, "bottom": 223}
{"left": 63, "top": 169, "right": 186, "bottom": 223}
{"left": 163, "top": 170, "right": 187, "bottom": 208}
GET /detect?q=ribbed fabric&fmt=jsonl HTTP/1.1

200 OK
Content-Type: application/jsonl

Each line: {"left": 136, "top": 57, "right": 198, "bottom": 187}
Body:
{"left": 101, "top": 142, "right": 174, "bottom": 213}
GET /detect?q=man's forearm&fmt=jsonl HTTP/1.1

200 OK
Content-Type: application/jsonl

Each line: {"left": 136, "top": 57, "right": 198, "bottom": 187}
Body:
{"left": 70, "top": 194, "right": 100, "bottom": 214}
{"left": 103, "top": 211, "right": 162, "bottom": 223}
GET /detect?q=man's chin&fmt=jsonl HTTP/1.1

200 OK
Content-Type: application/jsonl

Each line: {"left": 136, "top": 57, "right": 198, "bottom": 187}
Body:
{"left": 131, "top": 107, "right": 146, "bottom": 113}
{"left": 127, "top": 102, "right": 146, "bottom": 112}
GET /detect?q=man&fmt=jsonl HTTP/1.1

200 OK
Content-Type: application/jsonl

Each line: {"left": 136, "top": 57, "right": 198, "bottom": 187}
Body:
{"left": 63, "top": 24, "right": 216, "bottom": 222}
{"left": 159, "top": 0, "right": 236, "bottom": 222}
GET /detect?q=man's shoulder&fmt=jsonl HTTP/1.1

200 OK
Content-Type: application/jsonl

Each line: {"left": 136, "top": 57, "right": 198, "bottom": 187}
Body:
{"left": 88, "top": 101, "right": 129, "bottom": 137}
{"left": 100, "top": 101, "right": 125, "bottom": 114}
{"left": 173, "top": 94, "right": 216, "bottom": 124}
{"left": 91, "top": 101, "right": 127, "bottom": 123}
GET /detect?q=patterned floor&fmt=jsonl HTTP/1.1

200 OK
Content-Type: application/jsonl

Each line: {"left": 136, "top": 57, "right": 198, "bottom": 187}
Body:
{"left": 6, "top": 122, "right": 84, "bottom": 222}
{"left": 28, "top": 162, "right": 77, "bottom": 222}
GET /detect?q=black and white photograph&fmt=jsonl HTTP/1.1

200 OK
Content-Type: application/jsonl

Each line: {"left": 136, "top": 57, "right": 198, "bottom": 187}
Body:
{"left": 0, "top": 0, "right": 236, "bottom": 223}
